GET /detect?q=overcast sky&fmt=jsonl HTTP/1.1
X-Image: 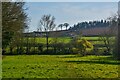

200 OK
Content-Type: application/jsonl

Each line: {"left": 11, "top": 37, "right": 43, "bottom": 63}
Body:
{"left": 25, "top": 2, "right": 118, "bottom": 32}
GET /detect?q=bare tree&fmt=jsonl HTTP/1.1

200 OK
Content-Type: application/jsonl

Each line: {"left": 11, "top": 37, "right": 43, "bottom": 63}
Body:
{"left": 99, "top": 31, "right": 113, "bottom": 55}
{"left": 99, "top": 15, "right": 117, "bottom": 55}
{"left": 58, "top": 24, "right": 63, "bottom": 30}
{"left": 106, "top": 15, "right": 120, "bottom": 59}
{"left": 63, "top": 23, "right": 69, "bottom": 30}
{"left": 38, "top": 14, "right": 56, "bottom": 53}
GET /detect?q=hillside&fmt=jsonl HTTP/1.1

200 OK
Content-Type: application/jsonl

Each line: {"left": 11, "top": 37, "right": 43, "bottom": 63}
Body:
{"left": 24, "top": 26, "right": 116, "bottom": 37}
{"left": 24, "top": 19, "right": 118, "bottom": 37}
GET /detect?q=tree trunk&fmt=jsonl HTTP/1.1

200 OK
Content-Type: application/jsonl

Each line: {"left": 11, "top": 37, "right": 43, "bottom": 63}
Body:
{"left": 16, "top": 44, "right": 19, "bottom": 54}
{"left": 10, "top": 47, "right": 13, "bottom": 55}
{"left": 34, "top": 36, "right": 35, "bottom": 53}
{"left": 105, "top": 40, "right": 110, "bottom": 54}
{"left": 116, "top": 16, "right": 120, "bottom": 60}
{"left": 26, "top": 35, "right": 29, "bottom": 54}
{"left": 46, "top": 32, "right": 49, "bottom": 53}
{"left": 115, "top": 1, "right": 120, "bottom": 60}
{"left": 20, "top": 35, "right": 23, "bottom": 54}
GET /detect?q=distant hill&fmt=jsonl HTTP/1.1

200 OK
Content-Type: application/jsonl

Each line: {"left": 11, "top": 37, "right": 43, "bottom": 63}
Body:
{"left": 24, "top": 26, "right": 116, "bottom": 37}
{"left": 24, "top": 20, "right": 117, "bottom": 37}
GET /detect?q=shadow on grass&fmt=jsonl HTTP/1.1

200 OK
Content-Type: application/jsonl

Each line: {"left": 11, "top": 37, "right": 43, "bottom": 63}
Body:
{"left": 66, "top": 60, "right": 120, "bottom": 65}
{"left": 57, "top": 55, "right": 82, "bottom": 58}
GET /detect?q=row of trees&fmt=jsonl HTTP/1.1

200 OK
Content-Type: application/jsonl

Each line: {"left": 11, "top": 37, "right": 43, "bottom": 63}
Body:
{"left": 3, "top": 34, "right": 94, "bottom": 56}
{"left": 58, "top": 23, "right": 69, "bottom": 30}
{"left": 70, "top": 20, "right": 110, "bottom": 30}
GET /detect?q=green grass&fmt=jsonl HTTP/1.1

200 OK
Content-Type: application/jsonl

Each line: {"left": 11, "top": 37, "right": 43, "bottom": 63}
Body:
{"left": 23, "top": 37, "right": 115, "bottom": 44}
{"left": 24, "top": 37, "right": 72, "bottom": 44}
{"left": 25, "top": 37, "right": 100, "bottom": 44}
{"left": 2, "top": 55, "right": 119, "bottom": 78}
{"left": 81, "top": 37, "right": 99, "bottom": 40}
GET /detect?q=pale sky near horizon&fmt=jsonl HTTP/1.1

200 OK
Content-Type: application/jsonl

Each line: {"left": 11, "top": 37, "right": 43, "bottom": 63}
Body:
{"left": 25, "top": 2, "right": 118, "bottom": 32}
{"left": 11, "top": 0, "right": 120, "bottom": 2}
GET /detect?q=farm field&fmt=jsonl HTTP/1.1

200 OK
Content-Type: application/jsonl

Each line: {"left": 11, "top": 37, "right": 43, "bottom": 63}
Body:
{"left": 21, "top": 36, "right": 115, "bottom": 52}
{"left": 2, "top": 55, "right": 119, "bottom": 78}
{"left": 24, "top": 36, "right": 115, "bottom": 44}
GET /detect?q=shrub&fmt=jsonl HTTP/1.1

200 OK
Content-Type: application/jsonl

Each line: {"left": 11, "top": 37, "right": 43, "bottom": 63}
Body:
{"left": 72, "top": 38, "right": 93, "bottom": 56}
{"left": 49, "top": 38, "right": 66, "bottom": 54}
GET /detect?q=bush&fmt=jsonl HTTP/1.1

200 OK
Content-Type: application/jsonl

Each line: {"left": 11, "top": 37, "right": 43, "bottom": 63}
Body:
{"left": 72, "top": 38, "right": 93, "bottom": 56}
{"left": 49, "top": 38, "right": 66, "bottom": 54}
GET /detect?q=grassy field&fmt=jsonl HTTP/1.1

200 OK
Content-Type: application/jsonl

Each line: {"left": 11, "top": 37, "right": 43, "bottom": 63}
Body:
{"left": 24, "top": 37, "right": 72, "bottom": 44}
{"left": 24, "top": 36, "right": 115, "bottom": 44}
{"left": 2, "top": 55, "right": 119, "bottom": 78}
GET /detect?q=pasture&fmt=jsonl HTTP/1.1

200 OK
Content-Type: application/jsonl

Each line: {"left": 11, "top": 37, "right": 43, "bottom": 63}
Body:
{"left": 23, "top": 36, "right": 115, "bottom": 46}
{"left": 24, "top": 37, "right": 101, "bottom": 44}
{"left": 2, "top": 55, "right": 119, "bottom": 78}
